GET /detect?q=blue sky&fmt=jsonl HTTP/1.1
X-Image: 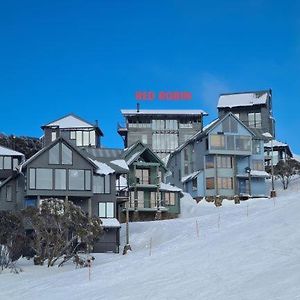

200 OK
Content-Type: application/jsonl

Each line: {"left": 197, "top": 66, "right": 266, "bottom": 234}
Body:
{"left": 0, "top": 0, "right": 299, "bottom": 152}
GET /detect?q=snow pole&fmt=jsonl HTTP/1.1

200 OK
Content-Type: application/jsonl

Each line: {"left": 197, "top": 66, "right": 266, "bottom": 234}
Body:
{"left": 87, "top": 258, "right": 91, "bottom": 281}
{"left": 196, "top": 220, "right": 199, "bottom": 239}
{"left": 149, "top": 237, "right": 152, "bottom": 256}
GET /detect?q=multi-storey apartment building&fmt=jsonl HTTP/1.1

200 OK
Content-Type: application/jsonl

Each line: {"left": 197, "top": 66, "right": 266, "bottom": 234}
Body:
{"left": 118, "top": 108, "right": 208, "bottom": 159}
{"left": 0, "top": 114, "right": 128, "bottom": 253}
{"left": 167, "top": 113, "right": 268, "bottom": 201}
{"left": 217, "top": 90, "right": 275, "bottom": 138}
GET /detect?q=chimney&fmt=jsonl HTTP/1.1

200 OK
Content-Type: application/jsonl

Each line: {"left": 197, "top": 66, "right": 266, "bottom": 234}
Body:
{"left": 137, "top": 102, "right": 140, "bottom": 113}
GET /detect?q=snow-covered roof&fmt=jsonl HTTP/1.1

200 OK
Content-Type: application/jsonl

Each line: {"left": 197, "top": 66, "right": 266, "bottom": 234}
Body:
{"left": 89, "top": 158, "right": 115, "bottom": 175}
{"left": 237, "top": 170, "right": 270, "bottom": 178}
{"left": 292, "top": 153, "right": 300, "bottom": 163}
{"left": 264, "top": 140, "right": 287, "bottom": 148}
{"left": 218, "top": 91, "right": 269, "bottom": 108}
{"left": 100, "top": 218, "right": 121, "bottom": 228}
{"left": 0, "top": 145, "right": 24, "bottom": 157}
{"left": 160, "top": 182, "right": 182, "bottom": 192}
{"left": 43, "top": 114, "right": 95, "bottom": 129}
{"left": 110, "top": 159, "right": 129, "bottom": 170}
{"left": 181, "top": 170, "right": 201, "bottom": 183}
{"left": 121, "top": 109, "right": 208, "bottom": 116}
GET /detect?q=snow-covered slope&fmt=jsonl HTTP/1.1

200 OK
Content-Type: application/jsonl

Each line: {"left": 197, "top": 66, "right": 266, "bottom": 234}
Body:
{"left": 1, "top": 182, "right": 300, "bottom": 300}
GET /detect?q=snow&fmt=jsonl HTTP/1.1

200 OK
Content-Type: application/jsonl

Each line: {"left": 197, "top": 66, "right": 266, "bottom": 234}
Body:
{"left": 0, "top": 145, "right": 24, "bottom": 157}
{"left": 264, "top": 139, "right": 288, "bottom": 148}
{"left": 292, "top": 153, "right": 300, "bottom": 162}
{"left": 125, "top": 151, "right": 143, "bottom": 165}
{"left": 202, "top": 118, "right": 219, "bottom": 132}
{"left": 110, "top": 159, "right": 129, "bottom": 170}
{"left": 237, "top": 170, "right": 270, "bottom": 177}
{"left": 89, "top": 158, "right": 115, "bottom": 175}
{"left": 121, "top": 109, "right": 208, "bottom": 115}
{"left": 45, "top": 115, "right": 94, "bottom": 128}
{"left": 159, "top": 182, "right": 182, "bottom": 192}
{"left": 2, "top": 180, "right": 300, "bottom": 299}
{"left": 218, "top": 92, "right": 268, "bottom": 108}
{"left": 181, "top": 170, "right": 201, "bottom": 183}
{"left": 101, "top": 218, "right": 121, "bottom": 228}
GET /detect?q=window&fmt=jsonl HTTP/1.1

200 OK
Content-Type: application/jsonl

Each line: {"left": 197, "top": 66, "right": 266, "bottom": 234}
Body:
{"left": 226, "top": 135, "right": 235, "bottom": 150}
{"left": 236, "top": 136, "right": 251, "bottom": 151}
{"left": 205, "top": 155, "right": 214, "bottom": 168}
{"left": 29, "top": 168, "right": 36, "bottom": 189}
{"left": 206, "top": 177, "right": 215, "bottom": 190}
{"left": 192, "top": 178, "right": 197, "bottom": 190}
{"left": 93, "top": 175, "right": 110, "bottom": 194}
{"left": 252, "top": 140, "right": 261, "bottom": 154}
{"left": 62, "top": 144, "right": 72, "bottom": 165}
{"left": 216, "top": 156, "right": 232, "bottom": 168}
{"left": 85, "top": 170, "right": 91, "bottom": 190}
{"left": 150, "top": 191, "right": 157, "bottom": 208}
{"left": 55, "top": 169, "right": 66, "bottom": 190}
{"left": 4, "top": 157, "right": 12, "bottom": 169}
{"left": 12, "top": 158, "right": 19, "bottom": 170}
{"left": 222, "top": 117, "right": 238, "bottom": 133}
{"left": 217, "top": 177, "right": 233, "bottom": 189}
{"left": 98, "top": 202, "right": 114, "bottom": 218}
{"left": 49, "top": 143, "right": 60, "bottom": 164}
{"left": 252, "top": 160, "right": 265, "bottom": 171}
{"left": 36, "top": 168, "right": 53, "bottom": 190}
{"left": 248, "top": 112, "right": 261, "bottom": 128}
{"left": 0, "top": 156, "right": 3, "bottom": 169}
{"left": 210, "top": 135, "right": 225, "bottom": 149}
{"left": 70, "top": 131, "right": 76, "bottom": 139}
{"left": 6, "top": 185, "right": 12, "bottom": 201}
{"left": 75, "top": 130, "right": 96, "bottom": 147}
{"left": 152, "top": 133, "right": 178, "bottom": 152}
{"left": 165, "top": 192, "right": 176, "bottom": 206}
{"left": 51, "top": 131, "right": 57, "bottom": 141}
{"left": 76, "top": 131, "right": 83, "bottom": 146}
{"left": 69, "top": 169, "right": 84, "bottom": 190}
{"left": 90, "top": 131, "right": 96, "bottom": 146}
{"left": 135, "top": 168, "right": 150, "bottom": 184}
{"left": 142, "top": 135, "right": 147, "bottom": 144}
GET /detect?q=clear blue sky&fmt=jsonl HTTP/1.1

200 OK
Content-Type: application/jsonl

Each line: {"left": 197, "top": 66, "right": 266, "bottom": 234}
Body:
{"left": 1, "top": 1, "right": 299, "bottom": 152}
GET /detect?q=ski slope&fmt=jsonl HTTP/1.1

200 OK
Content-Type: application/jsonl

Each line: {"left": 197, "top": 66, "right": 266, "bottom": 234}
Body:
{"left": 1, "top": 179, "right": 300, "bottom": 300}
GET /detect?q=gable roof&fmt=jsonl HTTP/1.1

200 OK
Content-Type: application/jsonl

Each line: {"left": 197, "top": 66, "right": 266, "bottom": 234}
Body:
{"left": 41, "top": 113, "right": 103, "bottom": 136}
{"left": 123, "top": 141, "right": 167, "bottom": 171}
{"left": 0, "top": 145, "right": 24, "bottom": 157}
{"left": 18, "top": 136, "right": 98, "bottom": 172}
{"left": 217, "top": 90, "right": 270, "bottom": 109}
{"left": 168, "top": 113, "right": 255, "bottom": 160}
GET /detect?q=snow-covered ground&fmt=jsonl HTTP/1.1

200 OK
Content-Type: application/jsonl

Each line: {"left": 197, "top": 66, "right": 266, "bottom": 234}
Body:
{"left": 1, "top": 180, "right": 300, "bottom": 300}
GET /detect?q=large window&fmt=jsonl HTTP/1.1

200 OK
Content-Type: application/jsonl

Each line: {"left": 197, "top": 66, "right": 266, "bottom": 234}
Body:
{"left": 49, "top": 143, "right": 73, "bottom": 165}
{"left": 236, "top": 136, "right": 251, "bottom": 151}
{"left": 135, "top": 168, "right": 150, "bottom": 184}
{"left": 152, "top": 119, "right": 178, "bottom": 130}
{"left": 222, "top": 117, "right": 238, "bottom": 133}
{"left": 152, "top": 133, "right": 178, "bottom": 152}
{"left": 72, "top": 130, "right": 96, "bottom": 147}
{"left": 206, "top": 177, "right": 215, "bottom": 190}
{"left": 49, "top": 143, "right": 60, "bottom": 164}
{"left": 252, "top": 160, "right": 265, "bottom": 171}
{"left": 252, "top": 140, "right": 262, "bottom": 154}
{"left": 205, "top": 155, "right": 214, "bottom": 168}
{"left": 55, "top": 169, "right": 66, "bottom": 190}
{"left": 210, "top": 135, "right": 225, "bottom": 150}
{"left": 62, "top": 144, "right": 72, "bottom": 165}
{"left": 217, "top": 177, "right": 233, "bottom": 189}
{"left": 217, "top": 156, "right": 233, "bottom": 168}
{"left": 93, "top": 175, "right": 110, "bottom": 194}
{"left": 29, "top": 168, "right": 53, "bottom": 190}
{"left": 69, "top": 169, "right": 85, "bottom": 190}
{"left": 98, "top": 202, "right": 114, "bottom": 218}
{"left": 4, "top": 157, "right": 12, "bottom": 169}
{"left": 164, "top": 192, "right": 176, "bottom": 206}
{"left": 0, "top": 156, "right": 17, "bottom": 170}
{"left": 248, "top": 112, "right": 261, "bottom": 128}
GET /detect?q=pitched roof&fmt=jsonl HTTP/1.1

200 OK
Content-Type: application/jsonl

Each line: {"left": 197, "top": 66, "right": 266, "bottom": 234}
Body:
{"left": 121, "top": 109, "right": 208, "bottom": 116}
{"left": 41, "top": 113, "right": 103, "bottom": 136}
{"left": 0, "top": 145, "right": 24, "bottom": 157}
{"left": 217, "top": 90, "right": 270, "bottom": 109}
{"left": 84, "top": 147, "right": 123, "bottom": 159}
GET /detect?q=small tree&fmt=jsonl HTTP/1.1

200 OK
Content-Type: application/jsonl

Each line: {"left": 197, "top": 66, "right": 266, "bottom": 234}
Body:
{"left": 273, "top": 159, "right": 300, "bottom": 190}
{"left": 0, "top": 211, "right": 27, "bottom": 272}
{"left": 22, "top": 198, "right": 103, "bottom": 267}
